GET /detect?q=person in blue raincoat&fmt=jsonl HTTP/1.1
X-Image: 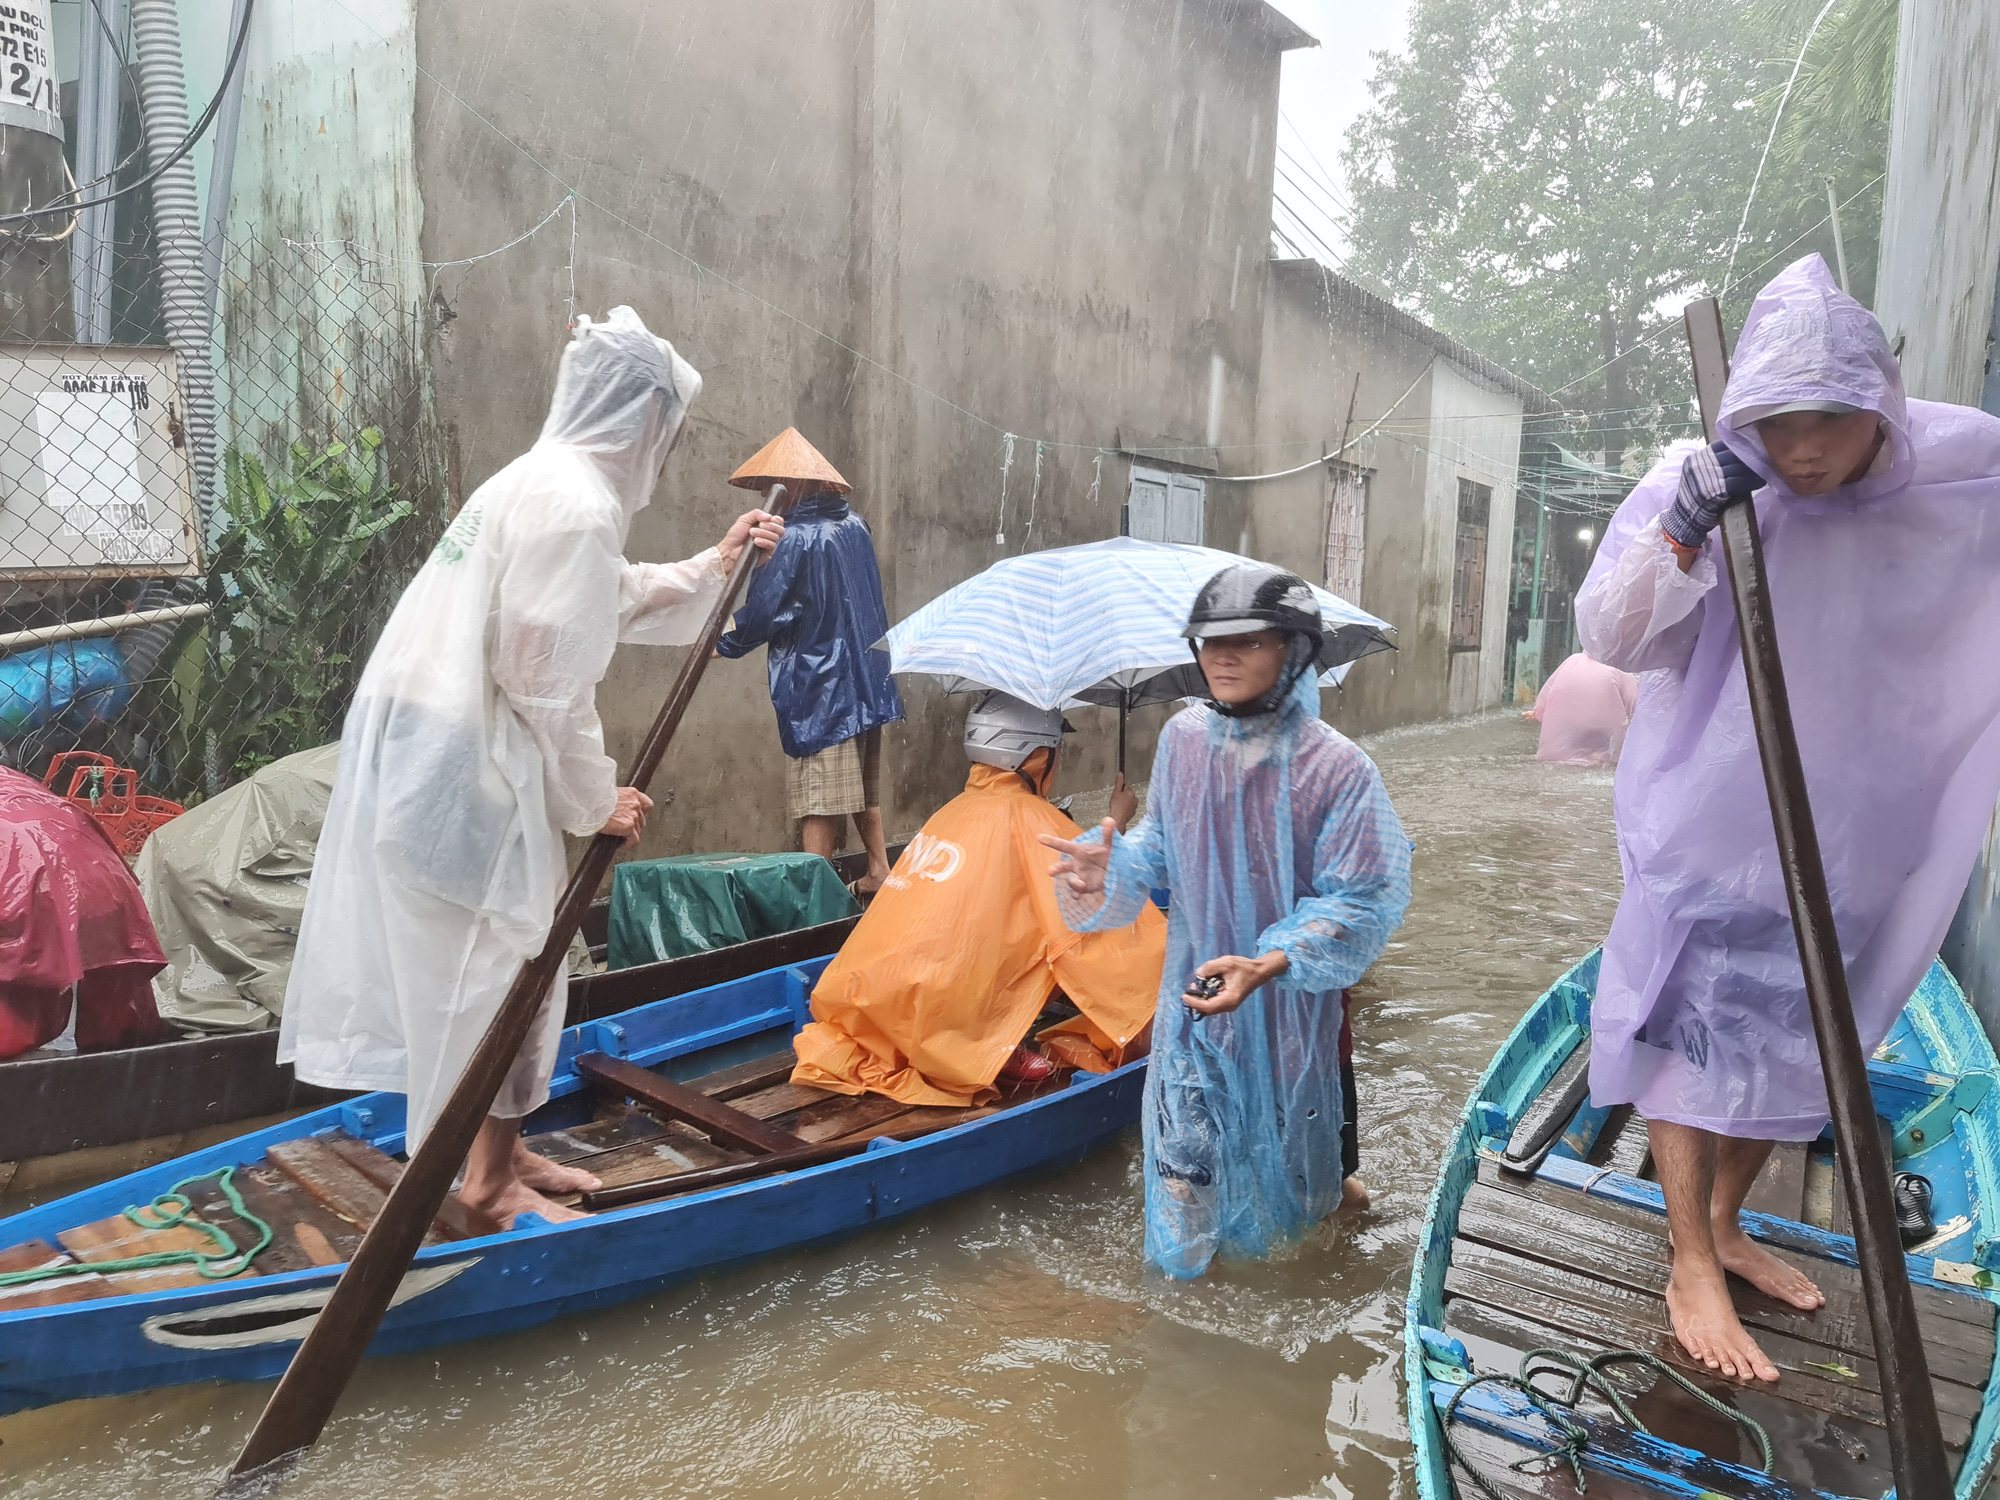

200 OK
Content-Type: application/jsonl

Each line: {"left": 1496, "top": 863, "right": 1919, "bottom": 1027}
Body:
{"left": 1041, "top": 562, "right": 1411, "bottom": 1278}
{"left": 715, "top": 429, "right": 904, "bottom": 892}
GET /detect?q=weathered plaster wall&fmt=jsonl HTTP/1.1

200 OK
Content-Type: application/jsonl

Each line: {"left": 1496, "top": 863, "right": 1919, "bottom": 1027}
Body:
{"left": 1251, "top": 259, "right": 1526, "bottom": 735}
{"left": 410, "top": 0, "right": 1300, "bottom": 857}
{"left": 1423, "top": 361, "right": 1521, "bottom": 715}
{"left": 180, "top": 0, "right": 433, "bottom": 478}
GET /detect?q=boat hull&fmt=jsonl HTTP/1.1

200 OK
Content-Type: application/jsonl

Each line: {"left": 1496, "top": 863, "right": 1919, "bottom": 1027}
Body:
{"left": 1404, "top": 952, "right": 2000, "bottom": 1500}
{"left": 0, "top": 954, "right": 1143, "bottom": 1414}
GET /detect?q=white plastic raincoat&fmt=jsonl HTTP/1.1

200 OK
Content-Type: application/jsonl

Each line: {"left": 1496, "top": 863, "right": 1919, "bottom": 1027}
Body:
{"left": 1578, "top": 255, "right": 2000, "bottom": 1139}
{"left": 280, "top": 308, "right": 727, "bottom": 1148}
{"left": 1057, "top": 671, "right": 1410, "bottom": 1277}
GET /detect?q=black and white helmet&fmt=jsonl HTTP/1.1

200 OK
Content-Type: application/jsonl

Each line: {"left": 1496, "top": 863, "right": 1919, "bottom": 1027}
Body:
{"left": 1184, "top": 562, "right": 1325, "bottom": 718}
{"left": 964, "top": 690, "right": 1073, "bottom": 770}
{"left": 1184, "top": 562, "right": 1324, "bottom": 648}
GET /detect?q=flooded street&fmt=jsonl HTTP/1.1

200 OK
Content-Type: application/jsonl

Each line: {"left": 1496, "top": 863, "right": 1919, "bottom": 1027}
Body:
{"left": 1, "top": 710, "right": 1626, "bottom": 1500}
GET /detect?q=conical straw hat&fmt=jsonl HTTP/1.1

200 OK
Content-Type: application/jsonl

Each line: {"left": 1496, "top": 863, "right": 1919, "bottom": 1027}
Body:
{"left": 728, "top": 427, "right": 850, "bottom": 494}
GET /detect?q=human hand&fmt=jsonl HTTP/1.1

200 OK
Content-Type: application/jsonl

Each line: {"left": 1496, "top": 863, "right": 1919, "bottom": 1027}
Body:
{"left": 1661, "top": 441, "right": 1757, "bottom": 550}
{"left": 599, "top": 786, "right": 654, "bottom": 847}
{"left": 1109, "top": 774, "right": 1138, "bottom": 832}
{"left": 1040, "top": 817, "right": 1116, "bottom": 896}
{"left": 717, "top": 508, "right": 785, "bottom": 571}
{"left": 1185, "top": 951, "right": 1289, "bottom": 1016}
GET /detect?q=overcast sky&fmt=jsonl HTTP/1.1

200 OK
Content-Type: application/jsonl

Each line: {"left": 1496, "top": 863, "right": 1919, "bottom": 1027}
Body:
{"left": 1266, "top": 0, "right": 1416, "bottom": 266}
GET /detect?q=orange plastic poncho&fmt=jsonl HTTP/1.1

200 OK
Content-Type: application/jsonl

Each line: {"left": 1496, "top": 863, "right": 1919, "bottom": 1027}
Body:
{"left": 791, "top": 756, "right": 1165, "bottom": 1105}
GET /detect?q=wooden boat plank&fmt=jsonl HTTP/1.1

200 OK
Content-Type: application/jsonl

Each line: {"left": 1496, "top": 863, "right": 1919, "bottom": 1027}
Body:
{"left": 1589, "top": 1105, "right": 1652, "bottom": 1178}
{"left": 0, "top": 1240, "right": 117, "bottom": 1311}
{"left": 239, "top": 1162, "right": 363, "bottom": 1265}
{"left": 691, "top": 1051, "right": 802, "bottom": 1101}
{"left": 266, "top": 1137, "right": 446, "bottom": 1247}
{"left": 728, "top": 1081, "right": 833, "bottom": 1122}
{"left": 322, "top": 1133, "right": 501, "bottom": 1241}
{"left": 1475, "top": 1157, "right": 1998, "bottom": 1341}
{"left": 1444, "top": 1243, "right": 1979, "bottom": 1439}
{"left": 1441, "top": 1414, "right": 1670, "bottom": 1500}
{"left": 1828, "top": 1116, "right": 1896, "bottom": 1241}
{"left": 1740, "top": 1141, "right": 1809, "bottom": 1222}
{"left": 576, "top": 1053, "right": 805, "bottom": 1155}
{"left": 1443, "top": 1298, "right": 1901, "bottom": 1498}
{"left": 573, "top": 1129, "right": 750, "bottom": 1191}
{"left": 827, "top": 1103, "right": 1000, "bottom": 1144}
{"left": 786, "top": 1094, "right": 918, "bottom": 1145}
{"left": 56, "top": 1214, "right": 246, "bottom": 1293}
{"left": 180, "top": 1176, "right": 322, "bottom": 1278}
{"left": 523, "top": 1105, "right": 674, "bottom": 1166}
{"left": 1457, "top": 1184, "right": 1992, "bottom": 1383}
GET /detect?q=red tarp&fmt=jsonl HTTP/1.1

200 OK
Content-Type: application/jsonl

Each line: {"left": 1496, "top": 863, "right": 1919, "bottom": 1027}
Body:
{"left": 0, "top": 766, "right": 165, "bottom": 1059}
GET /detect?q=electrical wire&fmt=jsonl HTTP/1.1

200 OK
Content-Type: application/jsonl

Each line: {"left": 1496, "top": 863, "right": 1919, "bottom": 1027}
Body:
{"left": 0, "top": 0, "right": 257, "bottom": 231}
{"left": 1721, "top": 0, "right": 1841, "bottom": 295}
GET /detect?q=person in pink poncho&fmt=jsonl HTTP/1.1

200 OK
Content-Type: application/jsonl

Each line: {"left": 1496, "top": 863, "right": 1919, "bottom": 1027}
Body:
{"left": 1525, "top": 652, "right": 1637, "bottom": 765}
{"left": 1576, "top": 255, "right": 2000, "bottom": 1384}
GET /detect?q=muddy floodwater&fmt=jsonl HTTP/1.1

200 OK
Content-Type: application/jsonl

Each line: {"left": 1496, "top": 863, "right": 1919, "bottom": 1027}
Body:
{"left": 2, "top": 710, "right": 1625, "bottom": 1500}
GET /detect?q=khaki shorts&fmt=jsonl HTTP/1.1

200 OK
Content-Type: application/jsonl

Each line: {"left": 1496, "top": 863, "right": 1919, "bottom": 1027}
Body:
{"left": 787, "top": 726, "right": 882, "bottom": 820}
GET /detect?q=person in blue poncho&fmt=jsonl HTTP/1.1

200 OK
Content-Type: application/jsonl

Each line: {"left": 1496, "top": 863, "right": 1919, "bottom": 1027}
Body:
{"left": 715, "top": 429, "right": 904, "bottom": 894}
{"left": 1042, "top": 562, "right": 1411, "bottom": 1278}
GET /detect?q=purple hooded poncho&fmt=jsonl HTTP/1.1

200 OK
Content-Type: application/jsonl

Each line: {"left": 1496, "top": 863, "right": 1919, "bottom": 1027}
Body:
{"left": 1577, "top": 255, "right": 2000, "bottom": 1139}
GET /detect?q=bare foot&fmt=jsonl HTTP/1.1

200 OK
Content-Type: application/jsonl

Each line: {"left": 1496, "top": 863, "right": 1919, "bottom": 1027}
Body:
{"left": 511, "top": 1142, "right": 602, "bottom": 1195}
{"left": 1342, "top": 1175, "right": 1371, "bottom": 1211}
{"left": 462, "top": 1179, "right": 590, "bottom": 1230}
{"left": 1665, "top": 1262, "right": 1780, "bottom": 1382}
{"left": 1714, "top": 1222, "right": 1825, "bottom": 1310}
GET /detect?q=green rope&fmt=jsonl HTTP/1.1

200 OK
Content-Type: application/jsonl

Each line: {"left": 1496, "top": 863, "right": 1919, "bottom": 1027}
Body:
{"left": 1440, "top": 1345, "right": 1775, "bottom": 1498}
{"left": 0, "top": 1167, "right": 272, "bottom": 1287}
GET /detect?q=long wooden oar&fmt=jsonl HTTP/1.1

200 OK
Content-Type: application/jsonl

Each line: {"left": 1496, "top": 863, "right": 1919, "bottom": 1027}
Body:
{"left": 223, "top": 483, "right": 793, "bottom": 1487}
{"left": 1683, "top": 300, "right": 1949, "bottom": 1500}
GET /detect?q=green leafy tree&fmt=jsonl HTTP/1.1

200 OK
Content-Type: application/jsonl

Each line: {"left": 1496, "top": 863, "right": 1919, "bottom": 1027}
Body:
{"left": 1340, "top": 0, "right": 1890, "bottom": 463}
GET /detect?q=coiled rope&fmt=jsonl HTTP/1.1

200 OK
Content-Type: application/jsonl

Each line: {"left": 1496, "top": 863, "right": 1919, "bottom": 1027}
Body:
{"left": 0, "top": 1167, "right": 271, "bottom": 1286}
{"left": 1442, "top": 1346, "right": 1773, "bottom": 1498}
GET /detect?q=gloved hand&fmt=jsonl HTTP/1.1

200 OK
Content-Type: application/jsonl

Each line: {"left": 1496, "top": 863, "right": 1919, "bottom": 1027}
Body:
{"left": 1662, "top": 441, "right": 1758, "bottom": 549}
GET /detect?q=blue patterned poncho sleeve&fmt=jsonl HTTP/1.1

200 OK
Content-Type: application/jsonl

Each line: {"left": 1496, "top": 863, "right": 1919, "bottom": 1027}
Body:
{"left": 1057, "top": 670, "right": 1411, "bottom": 1278}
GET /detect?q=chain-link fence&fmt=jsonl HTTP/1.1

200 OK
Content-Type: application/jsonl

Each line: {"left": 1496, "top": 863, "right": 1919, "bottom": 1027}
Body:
{"left": 0, "top": 217, "right": 448, "bottom": 814}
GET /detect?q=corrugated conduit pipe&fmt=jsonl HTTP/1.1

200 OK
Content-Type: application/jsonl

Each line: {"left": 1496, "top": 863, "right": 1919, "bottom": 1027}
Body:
{"left": 126, "top": 0, "right": 221, "bottom": 699}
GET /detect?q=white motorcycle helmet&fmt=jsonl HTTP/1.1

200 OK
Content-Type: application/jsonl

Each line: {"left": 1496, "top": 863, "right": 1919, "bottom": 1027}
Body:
{"left": 963, "top": 690, "right": 1073, "bottom": 770}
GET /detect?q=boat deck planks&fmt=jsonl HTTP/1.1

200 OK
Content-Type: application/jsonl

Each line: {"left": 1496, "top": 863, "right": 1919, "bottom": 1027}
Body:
{"left": 1477, "top": 1160, "right": 1996, "bottom": 1341}
{"left": 1466, "top": 1169, "right": 1993, "bottom": 1378}
{"left": 1588, "top": 1104, "right": 1652, "bottom": 1178}
{"left": 0, "top": 1239, "right": 114, "bottom": 1310}
{"left": 1827, "top": 1116, "right": 1896, "bottom": 1241}
{"left": 1739, "top": 1141, "right": 1809, "bottom": 1221}
{"left": 1442, "top": 1295, "right": 1902, "bottom": 1497}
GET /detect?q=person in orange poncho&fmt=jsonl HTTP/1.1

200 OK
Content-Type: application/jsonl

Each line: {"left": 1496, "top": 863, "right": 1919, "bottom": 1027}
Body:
{"left": 792, "top": 692, "right": 1165, "bottom": 1106}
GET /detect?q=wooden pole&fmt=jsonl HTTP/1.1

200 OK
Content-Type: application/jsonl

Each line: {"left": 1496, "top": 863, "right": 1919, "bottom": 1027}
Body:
{"left": 1682, "top": 299, "right": 1948, "bottom": 1500}
{"left": 223, "top": 484, "right": 792, "bottom": 1487}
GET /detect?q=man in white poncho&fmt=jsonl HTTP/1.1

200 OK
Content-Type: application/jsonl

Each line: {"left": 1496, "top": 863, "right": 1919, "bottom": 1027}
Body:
{"left": 279, "top": 307, "right": 782, "bottom": 1228}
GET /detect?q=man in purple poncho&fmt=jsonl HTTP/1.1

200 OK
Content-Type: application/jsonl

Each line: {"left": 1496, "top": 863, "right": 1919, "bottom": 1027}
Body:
{"left": 1578, "top": 254, "right": 2000, "bottom": 1384}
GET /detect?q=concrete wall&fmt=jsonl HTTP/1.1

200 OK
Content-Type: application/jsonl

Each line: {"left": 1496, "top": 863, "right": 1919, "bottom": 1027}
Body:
{"left": 407, "top": 0, "right": 1303, "bottom": 857}
{"left": 1249, "top": 260, "right": 1526, "bottom": 736}
{"left": 1873, "top": 0, "right": 2000, "bottom": 407}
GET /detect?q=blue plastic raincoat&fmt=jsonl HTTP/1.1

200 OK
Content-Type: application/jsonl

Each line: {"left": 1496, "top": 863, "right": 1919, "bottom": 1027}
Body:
{"left": 1057, "top": 670, "right": 1410, "bottom": 1277}
{"left": 715, "top": 493, "right": 903, "bottom": 758}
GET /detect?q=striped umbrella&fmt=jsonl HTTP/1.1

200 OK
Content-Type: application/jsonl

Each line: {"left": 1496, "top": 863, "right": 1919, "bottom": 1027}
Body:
{"left": 880, "top": 537, "right": 1396, "bottom": 769}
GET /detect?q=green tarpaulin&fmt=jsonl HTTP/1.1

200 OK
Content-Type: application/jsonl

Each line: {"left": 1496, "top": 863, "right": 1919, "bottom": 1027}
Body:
{"left": 606, "top": 852, "right": 858, "bottom": 969}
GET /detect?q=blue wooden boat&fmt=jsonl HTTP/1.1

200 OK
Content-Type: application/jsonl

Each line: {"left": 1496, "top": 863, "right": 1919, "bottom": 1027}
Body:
{"left": 1405, "top": 951, "right": 2000, "bottom": 1500}
{"left": 0, "top": 954, "right": 1143, "bottom": 1414}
